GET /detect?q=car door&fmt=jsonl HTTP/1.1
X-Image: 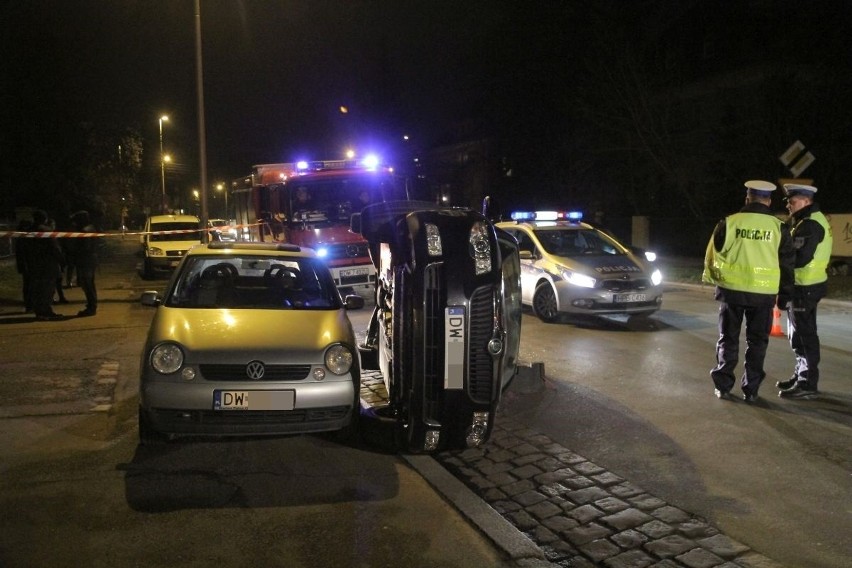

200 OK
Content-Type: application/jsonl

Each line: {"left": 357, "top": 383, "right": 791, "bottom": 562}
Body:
{"left": 509, "top": 228, "right": 544, "bottom": 305}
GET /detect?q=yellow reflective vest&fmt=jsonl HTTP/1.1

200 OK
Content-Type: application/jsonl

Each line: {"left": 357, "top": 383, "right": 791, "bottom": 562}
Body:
{"left": 792, "top": 211, "right": 832, "bottom": 286}
{"left": 703, "top": 212, "right": 783, "bottom": 294}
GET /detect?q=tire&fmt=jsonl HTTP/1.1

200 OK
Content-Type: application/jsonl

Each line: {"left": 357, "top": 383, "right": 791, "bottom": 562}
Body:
{"left": 138, "top": 407, "right": 167, "bottom": 445}
{"left": 532, "top": 281, "right": 559, "bottom": 323}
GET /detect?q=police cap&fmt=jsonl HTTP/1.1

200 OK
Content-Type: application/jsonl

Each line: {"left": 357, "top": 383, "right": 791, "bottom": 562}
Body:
{"left": 744, "top": 180, "right": 776, "bottom": 198}
{"left": 783, "top": 183, "right": 818, "bottom": 199}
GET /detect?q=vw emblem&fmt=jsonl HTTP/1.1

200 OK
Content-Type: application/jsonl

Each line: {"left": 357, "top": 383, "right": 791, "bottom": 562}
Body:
{"left": 246, "top": 360, "right": 266, "bottom": 380}
{"left": 346, "top": 245, "right": 359, "bottom": 257}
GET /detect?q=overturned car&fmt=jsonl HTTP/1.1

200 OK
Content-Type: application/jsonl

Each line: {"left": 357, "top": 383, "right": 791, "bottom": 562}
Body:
{"left": 354, "top": 200, "right": 522, "bottom": 453}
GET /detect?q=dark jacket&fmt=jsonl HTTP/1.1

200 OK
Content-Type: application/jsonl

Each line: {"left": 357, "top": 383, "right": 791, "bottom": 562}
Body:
{"left": 27, "top": 222, "right": 65, "bottom": 279}
{"left": 68, "top": 212, "right": 101, "bottom": 269}
{"left": 709, "top": 201, "right": 795, "bottom": 307}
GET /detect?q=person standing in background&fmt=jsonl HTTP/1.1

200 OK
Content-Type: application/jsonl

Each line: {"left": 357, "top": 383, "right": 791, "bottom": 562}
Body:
{"left": 777, "top": 184, "right": 833, "bottom": 399}
{"left": 702, "top": 180, "right": 795, "bottom": 402}
{"left": 68, "top": 210, "right": 100, "bottom": 317}
{"left": 28, "top": 210, "right": 65, "bottom": 321}
{"left": 14, "top": 218, "right": 34, "bottom": 313}
{"left": 50, "top": 218, "right": 70, "bottom": 305}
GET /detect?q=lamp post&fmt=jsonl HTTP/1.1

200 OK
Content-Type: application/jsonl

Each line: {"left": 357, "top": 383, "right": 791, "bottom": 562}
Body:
{"left": 158, "top": 115, "right": 169, "bottom": 213}
{"left": 216, "top": 183, "right": 227, "bottom": 219}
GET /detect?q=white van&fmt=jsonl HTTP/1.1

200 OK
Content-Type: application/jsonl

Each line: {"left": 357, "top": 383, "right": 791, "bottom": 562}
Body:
{"left": 141, "top": 214, "right": 202, "bottom": 278}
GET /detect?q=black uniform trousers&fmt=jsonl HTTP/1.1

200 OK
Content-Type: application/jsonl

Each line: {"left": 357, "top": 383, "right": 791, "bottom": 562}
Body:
{"left": 76, "top": 264, "right": 97, "bottom": 312}
{"left": 711, "top": 302, "right": 773, "bottom": 395}
{"left": 787, "top": 302, "right": 821, "bottom": 389}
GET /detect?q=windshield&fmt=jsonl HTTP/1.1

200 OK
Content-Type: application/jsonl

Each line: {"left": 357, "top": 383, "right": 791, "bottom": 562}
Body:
{"left": 150, "top": 222, "right": 203, "bottom": 242}
{"left": 283, "top": 174, "right": 404, "bottom": 227}
{"left": 165, "top": 255, "right": 341, "bottom": 310}
{"left": 534, "top": 228, "right": 625, "bottom": 257}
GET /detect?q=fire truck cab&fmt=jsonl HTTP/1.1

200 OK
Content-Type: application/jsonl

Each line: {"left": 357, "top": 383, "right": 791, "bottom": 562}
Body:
{"left": 232, "top": 158, "right": 406, "bottom": 297}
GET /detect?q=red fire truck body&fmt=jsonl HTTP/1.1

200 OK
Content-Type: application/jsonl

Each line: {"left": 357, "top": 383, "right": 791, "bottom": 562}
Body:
{"left": 232, "top": 159, "right": 407, "bottom": 296}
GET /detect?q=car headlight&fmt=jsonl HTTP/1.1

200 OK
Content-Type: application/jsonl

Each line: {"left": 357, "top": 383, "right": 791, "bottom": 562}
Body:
{"left": 426, "top": 223, "right": 442, "bottom": 256}
{"left": 324, "top": 344, "right": 353, "bottom": 375}
{"left": 150, "top": 343, "right": 184, "bottom": 374}
{"left": 644, "top": 250, "right": 657, "bottom": 262}
{"left": 651, "top": 268, "right": 663, "bottom": 286}
{"left": 469, "top": 221, "right": 492, "bottom": 275}
{"left": 562, "top": 270, "right": 596, "bottom": 288}
{"left": 147, "top": 246, "right": 165, "bottom": 257}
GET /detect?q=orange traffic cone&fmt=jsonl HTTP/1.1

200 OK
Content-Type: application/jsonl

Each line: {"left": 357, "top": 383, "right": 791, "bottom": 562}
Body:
{"left": 770, "top": 307, "right": 785, "bottom": 337}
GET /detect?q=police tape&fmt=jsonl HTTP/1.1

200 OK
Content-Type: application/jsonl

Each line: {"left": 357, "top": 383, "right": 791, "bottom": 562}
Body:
{"left": 0, "top": 223, "right": 261, "bottom": 239}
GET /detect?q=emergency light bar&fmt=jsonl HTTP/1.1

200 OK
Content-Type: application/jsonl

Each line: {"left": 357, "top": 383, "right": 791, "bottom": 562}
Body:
{"left": 510, "top": 210, "right": 584, "bottom": 222}
{"left": 253, "top": 155, "right": 387, "bottom": 185}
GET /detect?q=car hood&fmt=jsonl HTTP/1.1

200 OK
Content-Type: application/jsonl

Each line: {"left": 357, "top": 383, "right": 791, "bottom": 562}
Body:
{"left": 557, "top": 254, "right": 647, "bottom": 276}
{"left": 147, "top": 307, "right": 355, "bottom": 356}
{"left": 292, "top": 225, "right": 364, "bottom": 246}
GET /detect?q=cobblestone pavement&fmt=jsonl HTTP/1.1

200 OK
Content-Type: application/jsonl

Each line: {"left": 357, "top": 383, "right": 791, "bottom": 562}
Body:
{"left": 435, "top": 419, "right": 785, "bottom": 568}
{"left": 361, "top": 366, "right": 785, "bottom": 567}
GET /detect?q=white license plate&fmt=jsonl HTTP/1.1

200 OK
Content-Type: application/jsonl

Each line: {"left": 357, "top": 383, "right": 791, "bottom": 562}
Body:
{"left": 169, "top": 260, "right": 180, "bottom": 267}
{"left": 444, "top": 306, "right": 465, "bottom": 389}
{"left": 614, "top": 293, "right": 646, "bottom": 303}
{"left": 340, "top": 267, "right": 369, "bottom": 278}
{"left": 213, "top": 390, "right": 295, "bottom": 411}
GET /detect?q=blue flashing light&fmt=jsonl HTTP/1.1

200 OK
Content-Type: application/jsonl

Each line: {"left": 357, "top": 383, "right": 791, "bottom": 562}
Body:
{"left": 296, "top": 160, "right": 309, "bottom": 170}
{"left": 316, "top": 247, "right": 329, "bottom": 258}
{"left": 510, "top": 210, "right": 584, "bottom": 223}
{"left": 361, "top": 154, "right": 380, "bottom": 170}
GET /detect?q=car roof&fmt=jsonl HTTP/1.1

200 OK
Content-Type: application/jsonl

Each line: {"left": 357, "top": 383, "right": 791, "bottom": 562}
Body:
{"left": 497, "top": 220, "right": 595, "bottom": 231}
{"left": 186, "top": 242, "right": 316, "bottom": 259}
{"left": 148, "top": 214, "right": 199, "bottom": 224}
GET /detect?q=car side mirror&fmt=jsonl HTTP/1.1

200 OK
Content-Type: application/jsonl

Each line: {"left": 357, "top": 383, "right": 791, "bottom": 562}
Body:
{"left": 140, "top": 291, "right": 161, "bottom": 307}
{"left": 349, "top": 212, "right": 362, "bottom": 234}
{"left": 519, "top": 250, "right": 534, "bottom": 260}
{"left": 344, "top": 294, "right": 365, "bottom": 310}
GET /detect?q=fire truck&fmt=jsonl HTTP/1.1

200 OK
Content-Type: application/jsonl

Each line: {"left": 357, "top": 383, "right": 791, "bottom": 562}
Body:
{"left": 231, "top": 157, "right": 407, "bottom": 297}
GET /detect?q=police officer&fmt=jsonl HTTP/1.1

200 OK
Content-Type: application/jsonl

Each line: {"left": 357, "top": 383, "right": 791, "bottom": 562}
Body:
{"left": 776, "top": 184, "right": 832, "bottom": 399}
{"left": 703, "top": 180, "right": 795, "bottom": 402}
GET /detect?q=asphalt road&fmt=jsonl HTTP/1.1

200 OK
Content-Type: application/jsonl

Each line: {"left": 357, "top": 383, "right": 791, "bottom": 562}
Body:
{"left": 2, "top": 238, "right": 850, "bottom": 567}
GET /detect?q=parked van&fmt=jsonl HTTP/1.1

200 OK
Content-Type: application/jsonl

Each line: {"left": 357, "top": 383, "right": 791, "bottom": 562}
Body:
{"left": 141, "top": 214, "right": 202, "bottom": 278}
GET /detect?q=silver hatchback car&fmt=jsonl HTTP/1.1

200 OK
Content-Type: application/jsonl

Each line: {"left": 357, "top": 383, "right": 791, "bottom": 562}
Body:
{"left": 496, "top": 211, "right": 663, "bottom": 322}
{"left": 138, "top": 242, "right": 364, "bottom": 444}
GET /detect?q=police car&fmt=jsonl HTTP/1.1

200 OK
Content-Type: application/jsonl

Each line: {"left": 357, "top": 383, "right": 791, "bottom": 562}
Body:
{"left": 496, "top": 211, "right": 663, "bottom": 322}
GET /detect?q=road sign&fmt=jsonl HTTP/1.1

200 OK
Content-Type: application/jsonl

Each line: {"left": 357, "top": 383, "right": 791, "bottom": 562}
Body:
{"left": 780, "top": 140, "right": 805, "bottom": 167}
{"left": 779, "top": 140, "right": 815, "bottom": 177}
{"left": 790, "top": 152, "right": 815, "bottom": 177}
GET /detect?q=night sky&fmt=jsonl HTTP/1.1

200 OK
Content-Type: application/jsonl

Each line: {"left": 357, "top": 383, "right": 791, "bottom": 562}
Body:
{"left": 3, "top": 1, "right": 852, "bottom": 234}
{"left": 3, "top": 1, "right": 506, "bottom": 185}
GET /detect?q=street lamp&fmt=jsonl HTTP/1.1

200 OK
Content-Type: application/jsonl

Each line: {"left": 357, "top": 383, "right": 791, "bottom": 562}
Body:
{"left": 216, "top": 183, "right": 227, "bottom": 219}
{"left": 158, "top": 115, "right": 169, "bottom": 213}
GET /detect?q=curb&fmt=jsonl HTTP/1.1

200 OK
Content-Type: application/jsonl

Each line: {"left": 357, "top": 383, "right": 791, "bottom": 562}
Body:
{"left": 402, "top": 454, "right": 549, "bottom": 566}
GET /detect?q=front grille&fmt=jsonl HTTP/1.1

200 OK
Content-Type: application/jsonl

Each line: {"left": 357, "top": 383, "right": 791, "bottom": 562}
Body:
{"left": 324, "top": 242, "right": 369, "bottom": 261}
{"left": 166, "top": 250, "right": 187, "bottom": 258}
{"left": 199, "top": 364, "right": 311, "bottom": 381}
{"left": 601, "top": 278, "right": 651, "bottom": 292}
{"left": 152, "top": 406, "right": 349, "bottom": 426}
{"left": 467, "top": 287, "right": 495, "bottom": 404}
{"left": 338, "top": 273, "right": 376, "bottom": 285}
{"left": 423, "top": 263, "right": 443, "bottom": 417}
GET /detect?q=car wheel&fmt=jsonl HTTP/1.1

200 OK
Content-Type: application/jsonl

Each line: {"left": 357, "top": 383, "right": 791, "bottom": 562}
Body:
{"left": 138, "top": 407, "right": 167, "bottom": 445}
{"left": 532, "top": 281, "right": 559, "bottom": 323}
